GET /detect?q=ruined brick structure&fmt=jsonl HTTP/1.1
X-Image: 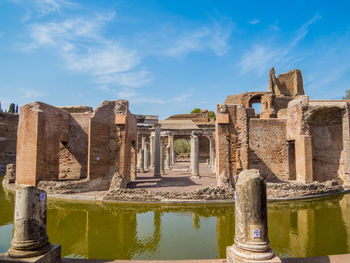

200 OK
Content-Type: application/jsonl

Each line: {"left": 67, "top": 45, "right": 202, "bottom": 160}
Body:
{"left": 217, "top": 68, "right": 350, "bottom": 187}
{"left": 0, "top": 112, "right": 18, "bottom": 175}
{"left": 167, "top": 110, "right": 211, "bottom": 123}
{"left": 15, "top": 101, "right": 137, "bottom": 186}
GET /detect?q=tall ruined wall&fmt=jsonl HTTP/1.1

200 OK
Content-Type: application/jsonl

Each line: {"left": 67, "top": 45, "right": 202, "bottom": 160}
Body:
{"left": 309, "top": 107, "right": 344, "bottom": 182}
{"left": 88, "top": 100, "right": 137, "bottom": 183}
{"left": 16, "top": 102, "right": 69, "bottom": 185}
{"left": 269, "top": 68, "right": 304, "bottom": 96}
{"left": 215, "top": 104, "right": 249, "bottom": 185}
{"left": 59, "top": 113, "right": 92, "bottom": 179}
{"left": 248, "top": 119, "right": 289, "bottom": 181}
{"left": 0, "top": 112, "right": 18, "bottom": 174}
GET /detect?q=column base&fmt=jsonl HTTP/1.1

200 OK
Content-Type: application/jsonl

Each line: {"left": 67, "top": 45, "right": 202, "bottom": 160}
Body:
{"left": 1, "top": 245, "right": 61, "bottom": 263}
{"left": 154, "top": 173, "right": 161, "bottom": 177}
{"left": 227, "top": 244, "right": 281, "bottom": 263}
{"left": 191, "top": 175, "right": 201, "bottom": 179}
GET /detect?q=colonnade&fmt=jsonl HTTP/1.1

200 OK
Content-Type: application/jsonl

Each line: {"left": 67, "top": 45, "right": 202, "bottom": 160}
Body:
{"left": 137, "top": 127, "right": 216, "bottom": 178}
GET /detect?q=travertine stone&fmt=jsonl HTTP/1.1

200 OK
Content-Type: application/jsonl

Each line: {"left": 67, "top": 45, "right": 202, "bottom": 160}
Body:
{"left": 160, "top": 141, "right": 165, "bottom": 175}
{"left": 8, "top": 187, "right": 51, "bottom": 258}
{"left": 150, "top": 134, "right": 155, "bottom": 168}
{"left": 209, "top": 136, "right": 215, "bottom": 169}
{"left": 153, "top": 124, "right": 161, "bottom": 177}
{"left": 144, "top": 142, "right": 149, "bottom": 171}
{"left": 139, "top": 149, "right": 145, "bottom": 173}
{"left": 191, "top": 133, "right": 200, "bottom": 178}
{"left": 227, "top": 169, "right": 280, "bottom": 263}
{"left": 166, "top": 145, "right": 171, "bottom": 169}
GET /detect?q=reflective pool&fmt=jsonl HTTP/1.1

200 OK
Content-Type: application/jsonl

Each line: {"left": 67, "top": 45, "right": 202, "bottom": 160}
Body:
{"left": 1, "top": 177, "right": 350, "bottom": 260}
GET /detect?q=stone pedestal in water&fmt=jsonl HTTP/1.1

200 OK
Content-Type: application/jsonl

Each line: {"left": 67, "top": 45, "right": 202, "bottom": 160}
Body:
{"left": 227, "top": 169, "right": 281, "bottom": 263}
{"left": 0, "top": 186, "right": 61, "bottom": 263}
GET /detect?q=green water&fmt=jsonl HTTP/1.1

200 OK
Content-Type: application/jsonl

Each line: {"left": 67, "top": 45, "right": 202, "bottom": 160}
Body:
{"left": 1, "top": 177, "right": 350, "bottom": 260}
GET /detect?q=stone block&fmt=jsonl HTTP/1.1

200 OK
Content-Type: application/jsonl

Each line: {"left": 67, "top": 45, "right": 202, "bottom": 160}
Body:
{"left": 0, "top": 245, "right": 61, "bottom": 263}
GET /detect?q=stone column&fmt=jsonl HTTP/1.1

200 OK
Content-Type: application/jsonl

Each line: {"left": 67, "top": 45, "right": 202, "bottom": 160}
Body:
{"left": 7, "top": 186, "right": 61, "bottom": 261}
{"left": 226, "top": 169, "right": 280, "bottom": 263}
{"left": 139, "top": 149, "right": 145, "bottom": 173}
{"left": 166, "top": 145, "right": 171, "bottom": 169}
{"left": 160, "top": 141, "right": 165, "bottom": 175}
{"left": 144, "top": 142, "right": 149, "bottom": 171}
{"left": 150, "top": 133, "right": 155, "bottom": 168}
{"left": 191, "top": 133, "right": 200, "bottom": 178}
{"left": 295, "top": 134, "right": 313, "bottom": 184}
{"left": 153, "top": 124, "right": 161, "bottom": 177}
{"left": 168, "top": 133, "right": 175, "bottom": 166}
{"left": 141, "top": 136, "right": 146, "bottom": 152}
{"left": 209, "top": 135, "right": 215, "bottom": 169}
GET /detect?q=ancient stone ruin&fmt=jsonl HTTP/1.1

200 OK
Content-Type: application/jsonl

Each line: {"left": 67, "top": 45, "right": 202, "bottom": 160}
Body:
{"left": 1, "top": 67, "right": 349, "bottom": 200}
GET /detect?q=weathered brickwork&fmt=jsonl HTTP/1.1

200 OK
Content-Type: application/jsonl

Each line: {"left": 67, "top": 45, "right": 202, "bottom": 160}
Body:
{"left": 0, "top": 112, "right": 18, "bottom": 175}
{"left": 14, "top": 100, "right": 137, "bottom": 187}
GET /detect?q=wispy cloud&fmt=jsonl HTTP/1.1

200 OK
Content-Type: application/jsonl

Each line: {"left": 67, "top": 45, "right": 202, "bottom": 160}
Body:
{"left": 175, "top": 92, "right": 192, "bottom": 102}
{"left": 249, "top": 18, "right": 260, "bottom": 25}
{"left": 26, "top": 13, "right": 150, "bottom": 88}
{"left": 290, "top": 13, "right": 322, "bottom": 48}
{"left": 9, "top": 0, "right": 76, "bottom": 16}
{"left": 240, "top": 13, "right": 322, "bottom": 75}
{"left": 162, "top": 21, "right": 232, "bottom": 57}
{"left": 19, "top": 88, "right": 47, "bottom": 100}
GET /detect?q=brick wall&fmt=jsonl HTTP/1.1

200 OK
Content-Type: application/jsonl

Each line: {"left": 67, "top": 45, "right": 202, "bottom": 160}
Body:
{"left": 0, "top": 112, "right": 18, "bottom": 174}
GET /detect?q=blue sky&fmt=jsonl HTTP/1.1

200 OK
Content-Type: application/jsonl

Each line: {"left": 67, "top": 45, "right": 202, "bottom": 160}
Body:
{"left": 0, "top": 0, "right": 349, "bottom": 119}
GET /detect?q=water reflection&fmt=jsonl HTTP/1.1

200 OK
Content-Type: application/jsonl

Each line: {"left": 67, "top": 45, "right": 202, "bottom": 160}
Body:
{"left": 1, "top": 176, "right": 350, "bottom": 260}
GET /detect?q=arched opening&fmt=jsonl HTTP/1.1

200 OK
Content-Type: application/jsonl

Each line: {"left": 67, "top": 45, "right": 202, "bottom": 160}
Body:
{"left": 249, "top": 95, "right": 262, "bottom": 115}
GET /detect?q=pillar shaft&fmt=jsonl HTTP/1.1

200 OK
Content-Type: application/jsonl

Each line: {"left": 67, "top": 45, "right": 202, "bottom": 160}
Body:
{"left": 209, "top": 136, "right": 215, "bottom": 168}
{"left": 191, "top": 134, "right": 200, "bottom": 177}
{"left": 150, "top": 134, "right": 155, "bottom": 168}
{"left": 139, "top": 149, "right": 145, "bottom": 173}
{"left": 226, "top": 169, "right": 279, "bottom": 263}
{"left": 144, "top": 142, "right": 149, "bottom": 171}
{"left": 166, "top": 145, "right": 171, "bottom": 169}
{"left": 153, "top": 125, "right": 161, "bottom": 177}
{"left": 168, "top": 134, "right": 175, "bottom": 166}
{"left": 160, "top": 141, "right": 165, "bottom": 174}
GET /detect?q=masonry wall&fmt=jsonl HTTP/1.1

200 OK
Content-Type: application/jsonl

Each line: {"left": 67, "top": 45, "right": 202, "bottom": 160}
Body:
{"left": 16, "top": 102, "right": 69, "bottom": 185}
{"left": 0, "top": 112, "right": 18, "bottom": 174}
{"left": 88, "top": 100, "right": 137, "bottom": 183}
{"left": 248, "top": 119, "right": 289, "bottom": 181}
{"left": 309, "top": 107, "right": 344, "bottom": 182}
{"left": 199, "top": 136, "right": 209, "bottom": 162}
{"left": 59, "top": 113, "right": 92, "bottom": 179}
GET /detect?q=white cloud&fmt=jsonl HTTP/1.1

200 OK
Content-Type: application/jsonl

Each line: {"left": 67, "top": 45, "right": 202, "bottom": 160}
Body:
{"left": 240, "top": 13, "right": 322, "bottom": 75}
{"left": 9, "top": 0, "right": 76, "bottom": 16}
{"left": 175, "top": 92, "right": 192, "bottom": 102}
{"left": 249, "top": 19, "right": 260, "bottom": 25}
{"left": 163, "top": 21, "right": 232, "bottom": 57}
{"left": 26, "top": 14, "right": 150, "bottom": 88}
{"left": 19, "top": 88, "right": 47, "bottom": 100}
{"left": 290, "top": 13, "right": 322, "bottom": 48}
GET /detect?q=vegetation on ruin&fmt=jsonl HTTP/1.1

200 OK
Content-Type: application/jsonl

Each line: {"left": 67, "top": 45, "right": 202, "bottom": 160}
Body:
{"left": 191, "top": 108, "right": 201, "bottom": 114}
{"left": 190, "top": 108, "right": 216, "bottom": 120}
{"left": 174, "top": 139, "right": 191, "bottom": 154}
{"left": 344, "top": 89, "right": 350, "bottom": 99}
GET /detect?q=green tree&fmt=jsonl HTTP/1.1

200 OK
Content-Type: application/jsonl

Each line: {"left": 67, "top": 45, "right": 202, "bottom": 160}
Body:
{"left": 344, "top": 89, "right": 350, "bottom": 99}
{"left": 174, "top": 139, "right": 191, "bottom": 154}
{"left": 191, "top": 108, "right": 201, "bottom": 114}
{"left": 208, "top": 110, "right": 216, "bottom": 120}
{"left": 8, "top": 103, "right": 15, "bottom": 113}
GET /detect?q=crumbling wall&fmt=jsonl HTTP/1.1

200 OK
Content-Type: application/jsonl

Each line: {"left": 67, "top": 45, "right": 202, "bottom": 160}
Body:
{"left": 16, "top": 102, "right": 69, "bottom": 185}
{"left": 0, "top": 112, "right": 18, "bottom": 175}
{"left": 215, "top": 104, "right": 249, "bottom": 185}
{"left": 88, "top": 100, "right": 137, "bottom": 185}
{"left": 59, "top": 113, "right": 92, "bottom": 179}
{"left": 268, "top": 68, "right": 304, "bottom": 96}
{"left": 248, "top": 119, "right": 289, "bottom": 181}
{"left": 309, "top": 107, "right": 343, "bottom": 182}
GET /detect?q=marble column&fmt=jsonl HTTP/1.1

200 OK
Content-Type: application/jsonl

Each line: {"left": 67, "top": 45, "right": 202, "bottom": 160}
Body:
{"left": 153, "top": 124, "right": 161, "bottom": 177}
{"left": 7, "top": 186, "right": 61, "bottom": 261}
{"left": 191, "top": 133, "right": 200, "bottom": 178}
{"left": 209, "top": 135, "right": 215, "bottom": 169}
{"left": 226, "top": 169, "right": 280, "bottom": 263}
{"left": 168, "top": 134, "right": 175, "bottom": 166}
{"left": 160, "top": 141, "right": 165, "bottom": 175}
{"left": 139, "top": 149, "right": 145, "bottom": 173}
{"left": 166, "top": 145, "right": 171, "bottom": 169}
{"left": 144, "top": 142, "right": 149, "bottom": 171}
{"left": 150, "top": 133, "right": 155, "bottom": 168}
